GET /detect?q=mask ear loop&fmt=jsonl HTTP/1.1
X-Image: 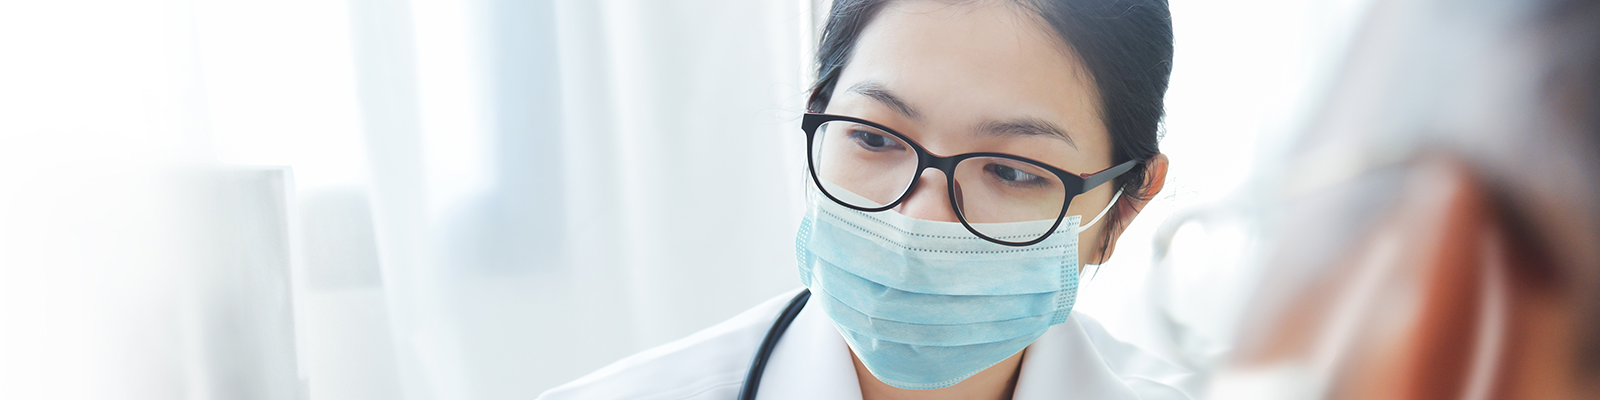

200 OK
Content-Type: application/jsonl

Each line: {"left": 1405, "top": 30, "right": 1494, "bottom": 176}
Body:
{"left": 1080, "top": 189, "right": 1125, "bottom": 282}
{"left": 1460, "top": 229, "right": 1508, "bottom": 400}
{"left": 1081, "top": 189, "right": 1125, "bottom": 230}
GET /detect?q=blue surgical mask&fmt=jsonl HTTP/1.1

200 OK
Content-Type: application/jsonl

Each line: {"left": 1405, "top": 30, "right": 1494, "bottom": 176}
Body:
{"left": 796, "top": 187, "right": 1120, "bottom": 390}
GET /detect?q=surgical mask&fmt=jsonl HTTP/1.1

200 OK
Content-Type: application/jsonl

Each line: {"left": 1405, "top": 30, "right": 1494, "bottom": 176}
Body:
{"left": 795, "top": 187, "right": 1120, "bottom": 390}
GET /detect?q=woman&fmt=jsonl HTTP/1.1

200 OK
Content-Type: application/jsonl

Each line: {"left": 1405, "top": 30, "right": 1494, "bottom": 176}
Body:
{"left": 541, "top": 0, "right": 1185, "bottom": 398}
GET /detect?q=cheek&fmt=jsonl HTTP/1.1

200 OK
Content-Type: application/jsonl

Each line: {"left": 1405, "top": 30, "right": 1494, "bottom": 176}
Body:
{"left": 1064, "top": 182, "right": 1118, "bottom": 223}
{"left": 1067, "top": 185, "right": 1122, "bottom": 263}
{"left": 1078, "top": 224, "right": 1107, "bottom": 260}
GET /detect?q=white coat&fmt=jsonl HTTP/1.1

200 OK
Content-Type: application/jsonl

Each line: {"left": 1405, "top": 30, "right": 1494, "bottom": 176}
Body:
{"left": 538, "top": 288, "right": 1197, "bottom": 400}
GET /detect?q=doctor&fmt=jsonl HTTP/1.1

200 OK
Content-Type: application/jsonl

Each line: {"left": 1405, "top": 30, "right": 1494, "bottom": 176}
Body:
{"left": 540, "top": 0, "right": 1189, "bottom": 399}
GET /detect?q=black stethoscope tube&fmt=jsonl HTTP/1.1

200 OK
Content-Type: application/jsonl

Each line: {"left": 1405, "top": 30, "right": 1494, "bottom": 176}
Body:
{"left": 737, "top": 289, "right": 811, "bottom": 400}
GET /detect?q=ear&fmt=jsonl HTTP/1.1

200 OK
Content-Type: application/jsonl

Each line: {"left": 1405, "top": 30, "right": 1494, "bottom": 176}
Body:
{"left": 1366, "top": 160, "right": 1577, "bottom": 400}
{"left": 1338, "top": 159, "right": 1575, "bottom": 400}
{"left": 1088, "top": 153, "right": 1168, "bottom": 264}
{"left": 1375, "top": 160, "right": 1500, "bottom": 400}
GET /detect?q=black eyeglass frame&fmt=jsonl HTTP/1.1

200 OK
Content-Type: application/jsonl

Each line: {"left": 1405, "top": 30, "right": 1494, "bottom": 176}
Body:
{"left": 801, "top": 112, "right": 1139, "bottom": 247}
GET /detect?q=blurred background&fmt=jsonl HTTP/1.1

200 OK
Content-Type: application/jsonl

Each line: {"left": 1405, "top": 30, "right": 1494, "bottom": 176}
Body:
{"left": 0, "top": 0, "right": 1371, "bottom": 398}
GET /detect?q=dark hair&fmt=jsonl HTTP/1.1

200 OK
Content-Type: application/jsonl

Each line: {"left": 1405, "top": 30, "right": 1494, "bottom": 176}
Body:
{"left": 1540, "top": 0, "right": 1600, "bottom": 373}
{"left": 807, "top": 0, "right": 1174, "bottom": 256}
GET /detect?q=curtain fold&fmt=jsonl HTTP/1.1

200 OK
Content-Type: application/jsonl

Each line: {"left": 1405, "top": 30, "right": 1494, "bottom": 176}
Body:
{"left": 355, "top": 1, "right": 815, "bottom": 397}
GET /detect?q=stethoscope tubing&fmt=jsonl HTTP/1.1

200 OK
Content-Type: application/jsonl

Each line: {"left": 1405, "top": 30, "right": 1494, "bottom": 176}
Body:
{"left": 737, "top": 289, "right": 812, "bottom": 400}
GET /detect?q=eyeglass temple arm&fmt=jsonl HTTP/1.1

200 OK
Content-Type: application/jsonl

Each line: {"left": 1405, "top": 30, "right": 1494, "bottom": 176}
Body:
{"left": 1080, "top": 159, "right": 1140, "bottom": 193}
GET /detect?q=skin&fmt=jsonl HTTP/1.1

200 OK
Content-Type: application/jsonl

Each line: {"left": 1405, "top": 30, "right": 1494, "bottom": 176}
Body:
{"left": 822, "top": 1, "right": 1169, "bottom": 399}
{"left": 1227, "top": 160, "right": 1598, "bottom": 400}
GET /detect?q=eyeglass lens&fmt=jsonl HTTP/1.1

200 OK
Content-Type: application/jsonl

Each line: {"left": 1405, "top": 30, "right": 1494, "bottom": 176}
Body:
{"left": 810, "top": 120, "right": 1069, "bottom": 242}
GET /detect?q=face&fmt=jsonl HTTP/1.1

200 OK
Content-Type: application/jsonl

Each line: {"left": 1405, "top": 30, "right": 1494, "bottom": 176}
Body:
{"left": 821, "top": 0, "right": 1119, "bottom": 258}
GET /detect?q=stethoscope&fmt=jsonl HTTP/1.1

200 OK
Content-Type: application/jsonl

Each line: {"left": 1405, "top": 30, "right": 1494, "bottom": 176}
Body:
{"left": 736, "top": 288, "right": 811, "bottom": 400}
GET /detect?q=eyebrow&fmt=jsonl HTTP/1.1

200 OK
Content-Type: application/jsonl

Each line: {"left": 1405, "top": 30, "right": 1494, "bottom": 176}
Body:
{"left": 975, "top": 117, "right": 1077, "bottom": 148}
{"left": 847, "top": 82, "right": 922, "bottom": 120}
{"left": 845, "top": 81, "right": 1076, "bottom": 148}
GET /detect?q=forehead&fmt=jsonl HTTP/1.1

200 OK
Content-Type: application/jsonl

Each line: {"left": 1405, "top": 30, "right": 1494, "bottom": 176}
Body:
{"left": 834, "top": 0, "right": 1106, "bottom": 149}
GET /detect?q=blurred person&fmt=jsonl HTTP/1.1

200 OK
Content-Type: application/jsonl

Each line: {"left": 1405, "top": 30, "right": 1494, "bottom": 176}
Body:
{"left": 1202, "top": 0, "right": 1600, "bottom": 399}
{"left": 540, "top": 0, "right": 1193, "bottom": 399}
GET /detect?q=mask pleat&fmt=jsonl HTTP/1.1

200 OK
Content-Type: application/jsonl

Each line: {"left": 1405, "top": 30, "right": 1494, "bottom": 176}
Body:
{"left": 808, "top": 206, "right": 1072, "bottom": 295}
{"left": 796, "top": 191, "right": 1083, "bottom": 391}
{"left": 837, "top": 325, "right": 1045, "bottom": 390}
{"left": 810, "top": 261, "right": 1062, "bottom": 324}
{"left": 814, "top": 290, "right": 1055, "bottom": 346}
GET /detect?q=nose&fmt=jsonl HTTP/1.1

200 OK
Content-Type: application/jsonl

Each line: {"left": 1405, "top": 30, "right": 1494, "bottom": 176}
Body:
{"left": 894, "top": 167, "right": 960, "bottom": 222}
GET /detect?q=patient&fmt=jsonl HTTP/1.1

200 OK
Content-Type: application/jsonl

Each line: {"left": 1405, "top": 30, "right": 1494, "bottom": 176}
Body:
{"left": 1206, "top": 0, "right": 1600, "bottom": 399}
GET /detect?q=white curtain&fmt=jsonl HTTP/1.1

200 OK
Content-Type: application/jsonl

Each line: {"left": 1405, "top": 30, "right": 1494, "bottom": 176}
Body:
{"left": 331, "top": 0, "right": 816, "bottom": 398}
{"left": 2, "top": 0, "right": 815, "bottom": 399}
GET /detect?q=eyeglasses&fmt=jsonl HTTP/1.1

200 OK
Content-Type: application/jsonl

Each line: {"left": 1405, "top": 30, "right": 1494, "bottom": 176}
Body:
{"left": 801, "top": 113, "right": 1138, "bottom": 246}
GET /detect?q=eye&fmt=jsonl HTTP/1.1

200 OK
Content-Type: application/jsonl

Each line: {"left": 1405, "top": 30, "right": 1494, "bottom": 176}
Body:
{"left": 984, "top": 163, "right": 1048, "bottom": 187}
{"left": 846, "top": 128, "right": 905, "bottom": 152}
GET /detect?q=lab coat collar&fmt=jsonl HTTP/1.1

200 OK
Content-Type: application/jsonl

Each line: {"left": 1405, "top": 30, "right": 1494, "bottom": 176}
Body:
{"left": 752, "top": 290, "right": 863, "bottom": 400}
{"left": 757, "top": 296, "right": 1155, "bottom": 400}
{"left": 1013, "top": 314, "right": 1143, "bottom": 399}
